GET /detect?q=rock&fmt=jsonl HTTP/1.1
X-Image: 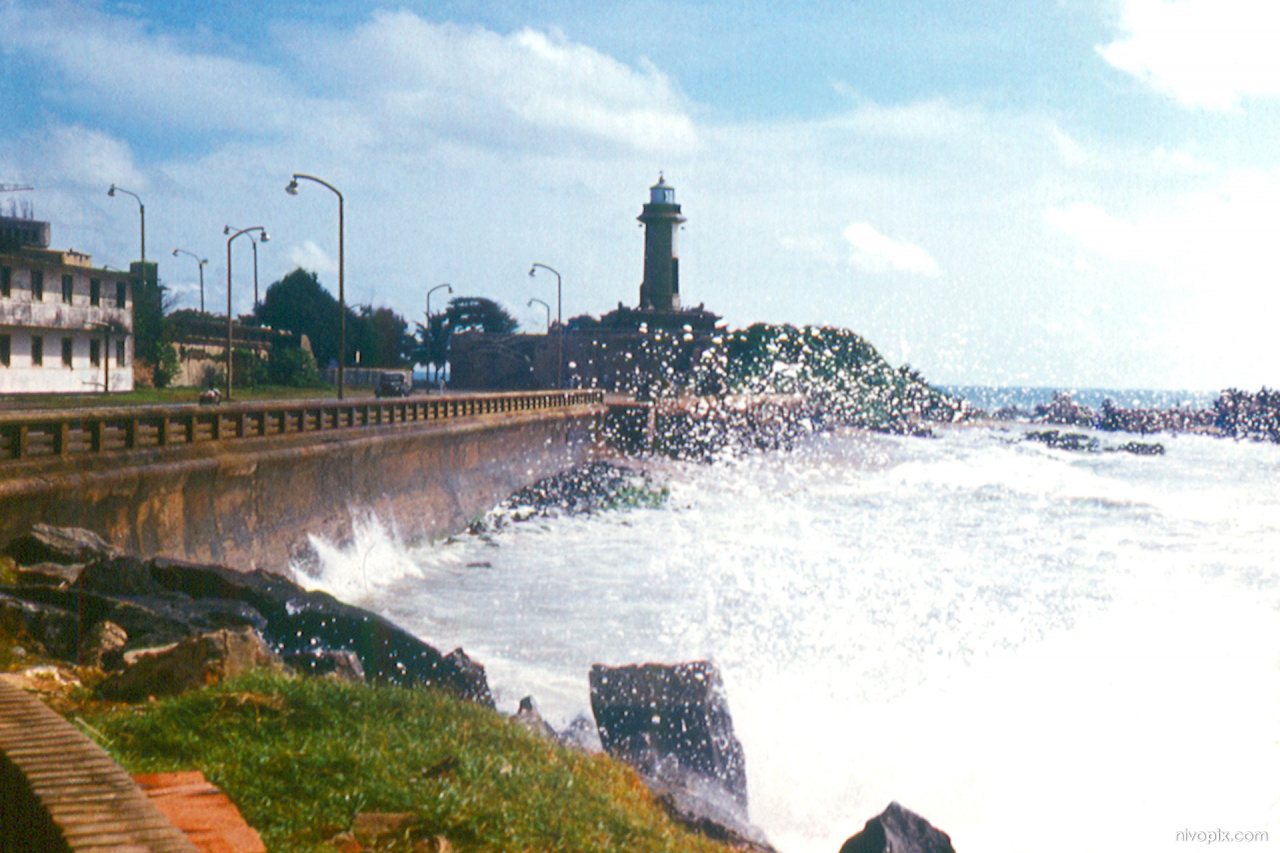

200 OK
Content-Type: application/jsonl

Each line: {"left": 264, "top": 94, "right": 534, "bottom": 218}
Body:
{"left": 514, "top": 695, "right": 558, "bottom": 740}
{"left": 76, "top": 555, "right": 166, "bottom": 596}
{"left": 590, "top": 661, "right": 769, "bottom": 848}
{"left": 3, "top": 524, "right": 119, "bottom": 566}
{"left": 557, "top": 714, "right": 603, "bottom": 753}
{"left": 17, "top": 562, "right": 84, "bottom": 587}
{"left": 146, "top": 557, "right": 493, "bottom": 705}
{"left": 1024, "top": 430, "right": 1099, "bottom": 452}
{"left": 281, "top": 649, "right": 366, "bottom": 682}
{"left": 0, "top": 591, "right": 81, "bottom": 659}
{"left": 80, "top": 620, "right": 128, "bottom": 669}
{"left": 97, "top": 626, "right": 284, "bottom": 702}
{"left": 590, "top": 661, "right": 748, "bottom": 809}
{"left": 838, "top": 802, "right": 955, "bottom": 853}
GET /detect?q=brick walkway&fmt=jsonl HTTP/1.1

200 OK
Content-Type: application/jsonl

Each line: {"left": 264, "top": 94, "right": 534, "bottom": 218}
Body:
{"left": 0, "top": 679, "right": 199, "bottom": 852}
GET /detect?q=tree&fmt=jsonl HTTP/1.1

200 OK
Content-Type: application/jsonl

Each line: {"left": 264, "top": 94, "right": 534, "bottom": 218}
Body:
{"left": 351, "top": 305, "right": 414, "bottom": 368}
{"left": 254, "top": 268, "right": 343, "bottom": 368}
{"left": 445, "top": 297, "right": 519, "bottom": 335}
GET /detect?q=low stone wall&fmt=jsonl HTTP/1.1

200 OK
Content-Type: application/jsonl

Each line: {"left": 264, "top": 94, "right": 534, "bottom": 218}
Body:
{"left": 0, "top": 406, "right": 602, "bottom": 573}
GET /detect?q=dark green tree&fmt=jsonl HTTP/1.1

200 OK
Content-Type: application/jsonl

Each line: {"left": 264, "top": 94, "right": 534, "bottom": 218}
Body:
{"left": 351, "top": 305, "right": 414, "bottom": 368}
{"left": 254, "top": 268, "right": 343, "bottom": 368}
{"left": 445, "top": 297, "right": 519, "bottom": 334}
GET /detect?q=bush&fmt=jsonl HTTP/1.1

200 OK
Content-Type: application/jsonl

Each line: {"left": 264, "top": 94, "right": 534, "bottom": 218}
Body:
{"left": 269, "top": 346, "right": 323, "bottom": 388}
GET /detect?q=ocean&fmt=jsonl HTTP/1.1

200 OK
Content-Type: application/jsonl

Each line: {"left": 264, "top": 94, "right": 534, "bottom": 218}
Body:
{"left": 302, "top": 419, "right": 1279, "bottom": 853}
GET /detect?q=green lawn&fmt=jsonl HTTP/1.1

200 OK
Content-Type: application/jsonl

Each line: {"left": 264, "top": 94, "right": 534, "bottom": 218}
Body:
{"left": 74, "top": 671, "right": 732, "bottom": 853}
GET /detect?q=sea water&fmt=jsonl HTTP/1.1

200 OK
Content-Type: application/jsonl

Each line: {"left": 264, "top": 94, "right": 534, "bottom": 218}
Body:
{"left": 301, "top": 423, "right": 1280, "bottom": 853}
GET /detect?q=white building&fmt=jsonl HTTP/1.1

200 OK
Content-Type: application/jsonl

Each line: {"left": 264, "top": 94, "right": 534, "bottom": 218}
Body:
{"left": 0, "top": 216, "right": 133, "bottom": 394}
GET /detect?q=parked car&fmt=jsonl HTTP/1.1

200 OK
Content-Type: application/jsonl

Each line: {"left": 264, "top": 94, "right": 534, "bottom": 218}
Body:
{"left": 374, "top": 372, "right": 412, "bottom": 398}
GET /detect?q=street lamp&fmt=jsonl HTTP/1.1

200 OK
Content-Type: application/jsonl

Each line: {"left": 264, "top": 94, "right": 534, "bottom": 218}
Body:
{"left": 224, "top": 225, "right": 265, "bottom": 310}
{"left": 225, "top": 226, "right": 269, "bottom": 401}
{"left": 528, "top": 263, "right": 562, "bottom": 389}
{"left": 286, "top": 173, "right": 344, "bottom": 399}
{"left": 108, "top": 184, "right": 145, "bottom": 291}
{"left": 528, "top": 297, "right": 550, "bottom": 333}
{"left": 172, "top": 248, "right": 208, "bottom": 312}
{"left": 427, "top": 282, "right": 452, "bottom": 318}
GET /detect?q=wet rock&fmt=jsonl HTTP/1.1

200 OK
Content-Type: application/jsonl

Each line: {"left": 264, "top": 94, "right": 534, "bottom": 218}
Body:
{"left": 3, "top": 524, "right": 119, "bottom": 566}
{"left": 3, "top": 527, "right": 492, "bottom": 706}
{"left": 16, "top": 562, "right": 84, "bottom": 587}
{"left": 1115, "top": 440, "right": 1165, "bottom": 455}
{"left": 590, "top": 661, "right": 768, "bottom": 848}
{"left": 281, "top": 649, "right": 366, "bottom": 682}
{"left": 590, "top": 661, "right": 747, "bottom": 808}
{"left": 1025, "top": 430, "right": 1100, "bottom": 452}
{"left": 97, "top": 626, "right": 284, "bottom": 701}
{"left": 514, "top": 695, "right": 558, "bottom": 740}
{"left": 838, "top": 802, "right": 955, "bottom": 853}
{"left": 80, "top": 620, "right": 128, "bottom": 669}
{"left": 0, "top": 591, "right": 80, "bottom": 659}
{"left": 557, "top": 714, "right": 603, "bottom": 753}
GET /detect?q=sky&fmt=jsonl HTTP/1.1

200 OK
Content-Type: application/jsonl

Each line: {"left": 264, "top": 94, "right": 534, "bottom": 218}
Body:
{"left": 3, "top": 0, "right": 1280, "bottom": 391}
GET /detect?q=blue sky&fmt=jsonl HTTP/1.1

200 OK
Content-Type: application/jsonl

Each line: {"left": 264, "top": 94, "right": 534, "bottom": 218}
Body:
{"left": 3, "top": 0, "right": 1279, "bottom": 390}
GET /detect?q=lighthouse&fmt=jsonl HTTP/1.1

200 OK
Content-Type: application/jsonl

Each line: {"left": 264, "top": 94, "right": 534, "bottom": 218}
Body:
{"left": 637, "top": 173, "right": 686, "bottom": 312}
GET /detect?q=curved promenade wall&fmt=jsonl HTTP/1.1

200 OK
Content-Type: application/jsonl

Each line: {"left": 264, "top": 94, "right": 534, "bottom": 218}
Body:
{"left": 0, "top": 394, "right": 604, "bottom": 573}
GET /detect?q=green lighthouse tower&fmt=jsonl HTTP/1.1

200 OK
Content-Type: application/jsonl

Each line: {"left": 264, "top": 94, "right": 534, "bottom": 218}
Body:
{"left": 637, "top": 173, "right": 686, "bottom": 311}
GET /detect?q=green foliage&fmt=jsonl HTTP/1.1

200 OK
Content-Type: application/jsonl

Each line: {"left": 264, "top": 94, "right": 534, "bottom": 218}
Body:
{"left": 268, "top": 346, "right": 323, "bottom": 388}
{"left": 352, "top": 305, "right": 415, "bottom": 368}
{"left": 233, "top": 348, "right": 270, "bottom": 388}
{"left": 446, "top": 297, "right": 519, "bottom": 335}
{"left": 79, "top": 671, "right": 731, "bottom": 853}
{"left": 152, "top": 343, "right": 181, "bottom": 389}
{"left": 254, "top": 269, "right": 344, "bottom": 369}
{"left": 697, "top": 323, "right": 964, "bottom": 429}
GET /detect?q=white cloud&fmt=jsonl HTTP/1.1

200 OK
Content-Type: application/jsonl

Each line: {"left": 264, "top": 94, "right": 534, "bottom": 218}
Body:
{"left": 842, "top": 222, "right": 942, "bottom": 277}
{"left": 41, "top": 125, "right": 144, "bottom": 189}
{"left": 288, "top": 241, "right": 338, "bottom": 278}
{"left": 1099, "top": 0, "right": 1280, "bottom": 110}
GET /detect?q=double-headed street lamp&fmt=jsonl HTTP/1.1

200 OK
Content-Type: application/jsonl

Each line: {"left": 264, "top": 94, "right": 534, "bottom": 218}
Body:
{"left": 225, "top": 226, "right": 269, "bottom": 401}
{"left": 527, "top": 297, "right": 550, "bottom": 333}
{"left": 286, "top": 174, "right": 345, "bottom": 399}
{"left": 224, "top": 225, "right": 265, "bottom": 309}
{"left": 528, "top": 263, "right": 562, "bottom": 389}
{"left": 172, "top": 248, "right": 208, "bottom": 312}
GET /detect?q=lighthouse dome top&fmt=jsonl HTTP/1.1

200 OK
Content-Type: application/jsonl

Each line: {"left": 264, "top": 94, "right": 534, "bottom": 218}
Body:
{"left": 649, "top": 173, "right": 676, "bottom": 204}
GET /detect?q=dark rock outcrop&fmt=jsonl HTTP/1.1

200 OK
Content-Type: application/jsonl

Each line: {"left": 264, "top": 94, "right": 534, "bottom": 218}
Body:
{"left": 839, "top": 802, "right": 955, "bottom": 853}
{"left": 1, "top": 526, "right": 492, "bottom": 707}
{"left": 590, "top": 661, "right": 770, "bottom": 849}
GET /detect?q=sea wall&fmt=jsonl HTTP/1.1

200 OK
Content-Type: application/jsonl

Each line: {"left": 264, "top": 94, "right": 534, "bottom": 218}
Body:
{"left": 0, "top": 406, "right": 601, "bottom": 573}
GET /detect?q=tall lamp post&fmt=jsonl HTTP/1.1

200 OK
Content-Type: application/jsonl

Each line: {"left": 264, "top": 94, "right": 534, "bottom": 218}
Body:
{"left": 224, "top": 225, "right": 265, "bottom": 309}
{"left": 528, "top": 263, "right": 562, "bottom": 389}
{"left": 527, "top": 297, "right": 550, "bottom": 333}
{"left": 286, "top": 174, "right": 344, "bottom": 399}
{"left": 426, "top": 283, "right": 452, "bottom": 387}
{"left": 172, "top": 248, "right": 208, "bottom": 312}
{"left": 107, "top": 184, "right": 144, "bottom": 265}
{"left": 225, "top": 226, "right": 269, "bottom": 401}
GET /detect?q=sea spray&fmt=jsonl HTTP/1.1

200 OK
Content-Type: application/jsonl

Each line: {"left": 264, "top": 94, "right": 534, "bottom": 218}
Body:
{"left": 300, "top": 425, "right": 1280, "bottom": 853}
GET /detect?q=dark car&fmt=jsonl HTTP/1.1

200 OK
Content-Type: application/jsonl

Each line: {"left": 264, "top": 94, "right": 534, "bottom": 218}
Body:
{"left": 374, "top": 372, "right": 412, "bottom": 398}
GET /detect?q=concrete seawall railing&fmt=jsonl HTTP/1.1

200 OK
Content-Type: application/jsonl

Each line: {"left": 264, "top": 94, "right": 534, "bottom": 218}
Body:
{"left": 0, "top": 390, "right": 607, "bottom": 572}
{"left": 0, "top": 390, "right": 604, "bottom": 465}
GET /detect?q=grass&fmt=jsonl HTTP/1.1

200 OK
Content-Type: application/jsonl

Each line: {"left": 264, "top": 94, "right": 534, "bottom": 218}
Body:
{"left": 72, "top": 670, "right": 734, "bottom": 853}
{"left": 0, "top": 384, "right": 365, "bottom": 411}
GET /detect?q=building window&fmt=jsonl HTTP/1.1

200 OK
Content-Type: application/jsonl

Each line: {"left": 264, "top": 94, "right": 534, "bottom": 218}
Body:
{"left": 62, "top": 337, "right": 73, "bottom": 367}
{"left": 62, "top": 275, "right": 73, "bottom": 304}
{"left": 31, "top": 336, "right": 43, "bottom": 366}
{"left": 90, "top": 278, "right": 101, "bottom": 306}
{"left": 116, "top": 281, "right": 127, "bottom": 308}
{"left": 31, "top": 270, "right": 43, "bottom": 302}
{"left": 90, "top": 339, "right": 101, "bottom": 367}
{"left": 1, "top": 267, "right": 10, "bottom": 298}
{"left": 0, "top": 335, "right": 9, "bottom": 367}
{"left": 116, "top": 339, "right": 126, "bottom": 366}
